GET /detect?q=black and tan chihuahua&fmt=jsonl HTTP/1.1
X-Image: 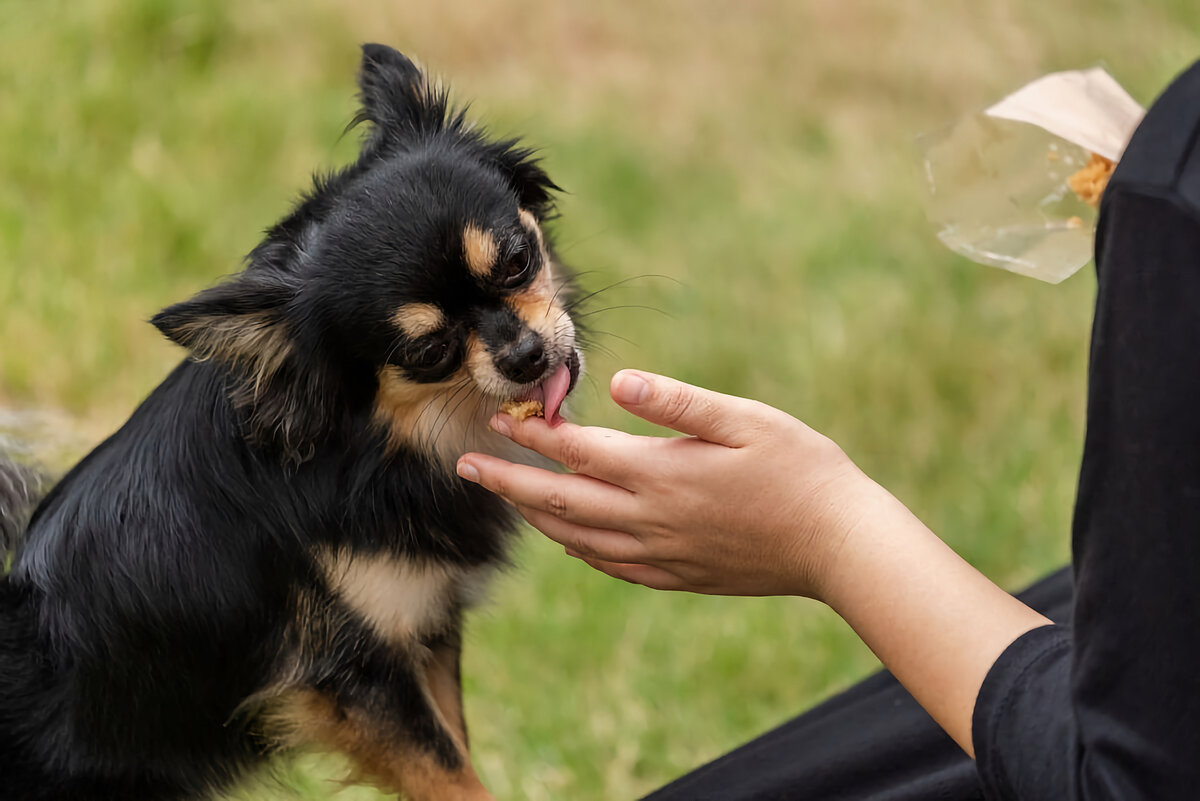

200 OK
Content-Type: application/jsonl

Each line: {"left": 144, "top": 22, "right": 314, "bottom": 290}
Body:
{"left": 0, "top": 44, "right": 580, "bottom": 801}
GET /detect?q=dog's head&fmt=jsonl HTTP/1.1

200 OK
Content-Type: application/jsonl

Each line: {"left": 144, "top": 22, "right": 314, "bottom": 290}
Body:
{"left": 153, "top": 45, "right": 580, "bottom": 469}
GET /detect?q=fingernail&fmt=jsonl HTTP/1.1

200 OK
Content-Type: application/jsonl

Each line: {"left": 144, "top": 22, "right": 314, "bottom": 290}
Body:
{"left": 612, "top": 371, "right": 649, "bottom": 404}
{"left": 489, "top": 414, "right": 513, "bottom": 437}
{"left": 456, "top": 459, "right": 480, "bottom": 483}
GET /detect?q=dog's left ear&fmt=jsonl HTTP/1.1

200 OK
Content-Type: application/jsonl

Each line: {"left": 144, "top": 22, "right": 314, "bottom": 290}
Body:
{"left": 356, "top": 44, "right": 447, "bottom": 155}
{"left": 153, "top": 273, "right": 337, "bottom": 463}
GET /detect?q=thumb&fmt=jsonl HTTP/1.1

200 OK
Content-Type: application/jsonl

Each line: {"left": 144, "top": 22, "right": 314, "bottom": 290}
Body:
{"left": 610, "top": 370, "right": 762, "bottom": 446}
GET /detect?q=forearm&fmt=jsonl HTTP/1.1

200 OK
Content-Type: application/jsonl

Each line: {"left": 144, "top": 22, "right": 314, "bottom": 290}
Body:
{"left": 819, "top": 478, "right": 1052, "bottom": 757}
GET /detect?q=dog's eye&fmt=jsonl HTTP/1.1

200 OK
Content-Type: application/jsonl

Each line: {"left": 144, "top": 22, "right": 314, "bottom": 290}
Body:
{"left": 415, "top": 340, "right": 451, "bottom": 369}
{"left": 499, "top": 247, "right": 534, "bottom": 289}
{"left": 394, "top": 333, "right": 460, "bottom": 381}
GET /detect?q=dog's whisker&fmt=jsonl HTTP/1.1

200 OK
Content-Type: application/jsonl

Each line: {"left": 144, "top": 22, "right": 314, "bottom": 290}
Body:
{"left": 383, "top": 335, "right": 406, "bottom": 368}
{"left": 579, "top": 328, "right": 638, "bottom": 348}
{"left": 418, "top": 379, "right": 476, "bottom": 454}
{"left": 574, "top": 304, "right": 671, "bottom": 319}
{"left": 565, "top": 274, "right": 680, "bottom": 312}
{"left": 405, "top": 378, "right": 470, "bottom": 449}
{"left": 575, "top": 340, "right": 620, "bottom": 361}
{"left": 429, "top": 382, "right": 483, "bottom": 454}
{"left": 466, "top": 393, "right": 494, "bottom": 455}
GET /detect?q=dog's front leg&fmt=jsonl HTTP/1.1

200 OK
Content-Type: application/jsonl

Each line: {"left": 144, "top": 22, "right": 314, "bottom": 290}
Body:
{"left": 271, "top": 636, "right": 493, "bottom": 801}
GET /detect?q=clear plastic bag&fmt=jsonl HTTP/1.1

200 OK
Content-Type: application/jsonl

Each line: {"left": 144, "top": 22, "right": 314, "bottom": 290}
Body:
{"left": 918, "top": 68, "right": 1144, "bottom": 284}
{"left": 918, "top": 115, "right": 1097, "bottom": 283}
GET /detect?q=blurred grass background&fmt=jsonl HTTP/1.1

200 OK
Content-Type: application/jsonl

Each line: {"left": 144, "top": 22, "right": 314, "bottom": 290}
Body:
{"left": 2, "top": 2, "right": 1198, "bottom": 799}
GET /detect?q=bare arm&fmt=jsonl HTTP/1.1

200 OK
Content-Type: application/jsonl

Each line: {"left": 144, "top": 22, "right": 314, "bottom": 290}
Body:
{"left": 456, "top": 370, "right": 1049, "bottom": 756}
{"left": 816, "top": 487, "right": 1050, "bottom": 755}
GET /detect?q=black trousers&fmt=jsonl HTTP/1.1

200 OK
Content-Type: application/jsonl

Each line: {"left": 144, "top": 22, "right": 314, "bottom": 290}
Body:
{"left": 642, "top": 568, "right": 1071, "bottom": 801}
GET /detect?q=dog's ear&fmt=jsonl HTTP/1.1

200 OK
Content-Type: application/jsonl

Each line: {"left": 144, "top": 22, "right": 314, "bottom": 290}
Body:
{"left": 356, "top": 44, "right": 448, "bottom": 153}
{"left": 152, "top": 272, "right": 296, "bottom": 370}
{"left": 153, "top": 273, "right": 337, "bottom": 464}
{"left": 481, "top": 140, "right": 561, "bottom": 219}
{"left": 354, "top": 45, "right": 560, "bottom": 214}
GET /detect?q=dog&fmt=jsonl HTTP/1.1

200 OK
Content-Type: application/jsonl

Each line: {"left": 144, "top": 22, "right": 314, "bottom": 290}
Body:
{"left": 0, "top": 44, "right": 580, "bottom": 801}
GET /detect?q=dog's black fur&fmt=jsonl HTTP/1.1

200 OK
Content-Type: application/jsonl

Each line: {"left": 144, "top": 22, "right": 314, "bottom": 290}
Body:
{"left": 0, "top": 45, "right": 578, "bottom": 801}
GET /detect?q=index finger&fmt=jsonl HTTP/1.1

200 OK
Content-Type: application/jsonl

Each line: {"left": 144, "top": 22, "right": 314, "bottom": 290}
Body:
{"left": 457, "top": 451, "right": 640, "bottom": 531}
{"left": 491, "top": 415, "right": 651, "bottom": 489}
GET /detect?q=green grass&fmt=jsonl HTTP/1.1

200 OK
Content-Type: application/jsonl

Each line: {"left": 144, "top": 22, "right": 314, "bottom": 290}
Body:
{"left": 3, "top": 2, "right": 1198, "bottom": 799}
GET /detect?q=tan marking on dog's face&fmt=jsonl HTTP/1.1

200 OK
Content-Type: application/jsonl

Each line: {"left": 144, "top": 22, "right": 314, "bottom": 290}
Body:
{"left": 462, "top": 332, "right": 506, "bottom": 393}
{"left": 507, "top": 211, "right": 575, "bottom": 349}
{"left": 321, "top": 550, "right": 456, "bottom": 644}
{"left": 517, "top": 208, "right": 541, "bottom": 241}
{"left": 373, "top": 367, "right": 447, "bottom": 426}
{"left": 391, "top": 303, "right": 445, "bottom": 339}
{"left": 462, "top": 224, "right": 497, "bottom": 278}
{"left": 373, "top": 364, "right": 528, "bottom": 471}
{"left": 373, "top": 365, "right": 479, "bottom": 465}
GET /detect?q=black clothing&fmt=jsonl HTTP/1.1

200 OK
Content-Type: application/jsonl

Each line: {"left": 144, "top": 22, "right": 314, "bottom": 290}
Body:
{"left": 643, "top": 569, "right": 1072, "bottom": 801}
{"left": 976, "top": 59, "right": 1200, "bottom": 801}
{"left": 646, "top": 59, "right": 1200, "bottom": 801}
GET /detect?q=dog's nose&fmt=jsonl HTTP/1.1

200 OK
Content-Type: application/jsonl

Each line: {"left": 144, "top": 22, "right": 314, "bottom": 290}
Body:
{"left": 496, "top": 333, "right": 547, "bottom": 384}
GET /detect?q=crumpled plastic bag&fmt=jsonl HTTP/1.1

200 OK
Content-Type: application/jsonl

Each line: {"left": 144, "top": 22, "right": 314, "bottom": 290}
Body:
{"left": 918, "top": 67, "right": 1144, "bottom": 283}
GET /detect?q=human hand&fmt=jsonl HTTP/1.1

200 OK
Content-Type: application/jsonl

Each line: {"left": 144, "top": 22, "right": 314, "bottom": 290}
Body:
{"left": 458, "top": 370, "right": 1054, "bottom": 755}
{"left": 455, "top": 370, "right": 885, "bottom": 600}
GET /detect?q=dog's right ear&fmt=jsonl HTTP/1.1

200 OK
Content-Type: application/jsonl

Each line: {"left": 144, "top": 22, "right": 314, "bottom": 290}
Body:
{"left": 151, "top": 272, "right": 297, "bottom": 371}
{"left": 152, "top": 270, "right": 300, "bottom": 416}
{"left": 355, "top": 44, "right": 448, "bottom": 155}
{"left": 152, "top": 271, "right": 341, "bottom": 463}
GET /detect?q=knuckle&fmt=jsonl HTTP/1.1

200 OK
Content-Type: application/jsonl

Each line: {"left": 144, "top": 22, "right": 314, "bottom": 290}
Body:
{"left": 662, "top": 383, "right": 700, "bottom": 424}
{"left": 644, "top": 517, "right": 675, "bottom": 544}
{"left": 565, "top": 537, "right": 596, "bottom": 559}
{"left": 557, "top": 435, "right": 587, "bottom": 473}
{"left": 660, "top": 386, "right": 702, "bottom": 426}
{"left": 694, "top": 396, "right": 721, "bottom": 426}
{"left": 544, "top": 490, "right": 570, "bottom": 519}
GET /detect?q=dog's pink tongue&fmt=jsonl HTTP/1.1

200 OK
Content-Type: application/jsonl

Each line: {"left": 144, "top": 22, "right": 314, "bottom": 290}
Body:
{"left": 540, "top": 363, "right": 572, "bottom": 425}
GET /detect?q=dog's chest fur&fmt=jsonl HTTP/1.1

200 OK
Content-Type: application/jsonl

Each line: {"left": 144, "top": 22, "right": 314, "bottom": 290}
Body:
{"left": 321, "top": 549, "right": 495, "bottom": 643}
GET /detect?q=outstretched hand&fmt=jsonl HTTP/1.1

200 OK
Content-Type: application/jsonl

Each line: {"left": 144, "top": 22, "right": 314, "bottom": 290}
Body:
{"left": 456, "top": 370, "right": 881, "bottom": 599}
{"left": 459, "top": 369, "right": 1053, "bottom": 756}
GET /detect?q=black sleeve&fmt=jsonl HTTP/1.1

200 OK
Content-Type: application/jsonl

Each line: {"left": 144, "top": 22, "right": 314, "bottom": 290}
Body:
{"left": 972, "top": 61, "right": 1200, "bottom": 801}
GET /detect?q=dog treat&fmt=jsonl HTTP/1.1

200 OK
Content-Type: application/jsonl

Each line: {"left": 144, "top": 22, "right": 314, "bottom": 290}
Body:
{"left": 500, "top": 399, "right": 544, "bottom": 421}
{"left": 1068, "top": 152, "right": 1115, "bottom": 208}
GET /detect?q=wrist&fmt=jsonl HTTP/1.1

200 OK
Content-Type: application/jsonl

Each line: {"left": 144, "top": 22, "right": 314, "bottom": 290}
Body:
{"left": 808, "top": 475, "right": 920, "bottom": 607}
{"left": 786, "top": 466, "right": 893, "bottom": 604}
